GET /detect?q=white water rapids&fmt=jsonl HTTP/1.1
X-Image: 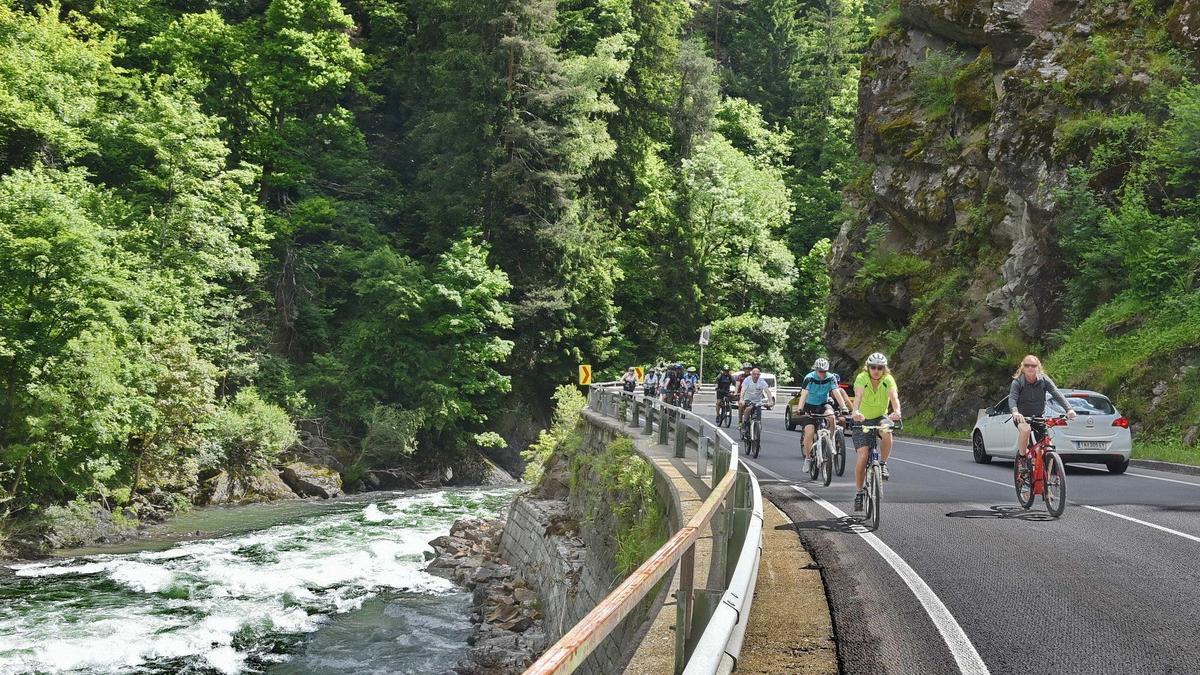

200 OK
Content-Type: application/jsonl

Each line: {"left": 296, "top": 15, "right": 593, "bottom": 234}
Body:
{"left": 0, "top": 488, "right": 516, "bottom": 674}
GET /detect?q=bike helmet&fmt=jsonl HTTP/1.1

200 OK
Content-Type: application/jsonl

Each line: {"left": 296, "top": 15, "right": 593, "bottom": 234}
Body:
{"left": 812, "top": 357, "right": 830, "bottom": 371}
{"left": 866, "top": 352, "right": 888, "bottom": 367}
{"left": 722, "top": 365, "right": 731, "bottom": 371}
{"left": 741, "top": 362, "right": 752, "bottom": 369}
{"left": 687, "top": 366, "right": 696, "bottom": 372}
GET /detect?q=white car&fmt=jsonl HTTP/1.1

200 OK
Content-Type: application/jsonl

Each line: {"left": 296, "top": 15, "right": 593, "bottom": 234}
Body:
{"left": 971, "top": 389, "right": 1132, "bottom": 473}
{"left": 759, "top": 373, "right": 777, "bottom": 410}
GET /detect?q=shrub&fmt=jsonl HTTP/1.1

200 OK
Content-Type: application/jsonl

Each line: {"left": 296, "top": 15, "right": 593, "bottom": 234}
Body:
{"left": 521, "top": 384, "right": 587, "bottom": 484}
{"left": 913, "top": 49, "right": 964, "bottom": 120}
{"left": 204, "top": 388, "right": 298, "bottom": 474}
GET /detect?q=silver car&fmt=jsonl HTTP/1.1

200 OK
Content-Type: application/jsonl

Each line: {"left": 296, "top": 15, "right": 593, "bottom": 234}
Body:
{"left": 971, "top": 389, "right": 1133, "bottom": 473}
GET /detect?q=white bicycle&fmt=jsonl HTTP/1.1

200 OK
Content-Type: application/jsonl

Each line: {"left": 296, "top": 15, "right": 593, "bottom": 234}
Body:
{"left": 805, "top": 415, "right": 845, "bottom": 487}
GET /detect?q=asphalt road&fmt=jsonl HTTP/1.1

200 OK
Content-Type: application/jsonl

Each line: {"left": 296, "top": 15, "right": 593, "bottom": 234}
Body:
{"left": 697, "top": 397, "right": 1200, "bottom": 675}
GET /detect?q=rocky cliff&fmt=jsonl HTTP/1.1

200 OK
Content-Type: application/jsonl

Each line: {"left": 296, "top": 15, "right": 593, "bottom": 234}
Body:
{"left": 830, "top": 0, "right": 1200, "bottom": 432}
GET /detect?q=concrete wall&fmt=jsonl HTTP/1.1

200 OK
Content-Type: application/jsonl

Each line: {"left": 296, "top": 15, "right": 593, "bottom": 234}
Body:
{"left": 499, "top": 411, "right": 680, "bottom": 674}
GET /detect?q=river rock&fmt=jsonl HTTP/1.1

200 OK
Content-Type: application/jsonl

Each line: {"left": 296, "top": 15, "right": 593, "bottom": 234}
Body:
{"left": 426, "top": 517, "right": 546, "bottom": 674}
{"left": 279, "top": 462, "right": 344, "bottom": 499}
{"left": 203, "top": 469, "right": 299, "bottom": 505}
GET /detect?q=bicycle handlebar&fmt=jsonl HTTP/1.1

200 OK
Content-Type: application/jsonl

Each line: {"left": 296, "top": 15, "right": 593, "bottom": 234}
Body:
{"left": 844, "top": 417, "right": 903, "bottom": 431}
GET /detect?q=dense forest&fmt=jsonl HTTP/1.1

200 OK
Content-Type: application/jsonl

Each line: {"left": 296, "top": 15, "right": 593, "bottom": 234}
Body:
{"left": 0, "top": 0, "right": 882, "bottom": 539}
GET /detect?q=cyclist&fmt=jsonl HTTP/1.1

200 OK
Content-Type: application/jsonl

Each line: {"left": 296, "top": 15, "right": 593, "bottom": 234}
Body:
{"left": 663, "top": 363, "right": 684, "bottom": 404}
{"left": 740, "top": 367, "right": 771, "bottom": 438}
{"left": 850, "top": 353, "right": 902, "bottom": 512}
{"left": 715, "top": 366, "right": 735, "bottom": 412}
{"left": 735, "top": 362, "right": 753, "bottom": 420}
{"left": 1009, "top": 355, "right": 1075, "bottom": 463}
{"left": 683, "top": 366, "right": 700, "bottom": 406}
{"left": 799, "top": 358, "right": 851, "bottom": 474}
{"left": 621, "top": 367, "right": 638, "bottom": 392}
{"left": 643, "top": 366, "right": 660, "bottom": 397}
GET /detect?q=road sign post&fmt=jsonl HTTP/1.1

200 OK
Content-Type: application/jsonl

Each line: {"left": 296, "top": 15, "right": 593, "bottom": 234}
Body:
{"left": 578, "top": 364, "right": 592, "bottom": 386}
{"left": 698, "top": 326, "right": 711, "bottom": 384}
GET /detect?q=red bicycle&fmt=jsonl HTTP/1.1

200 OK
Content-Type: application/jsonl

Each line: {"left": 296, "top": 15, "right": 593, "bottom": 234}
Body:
{"left": 1013, "top": 415, "right": 1069, "bottom": 518}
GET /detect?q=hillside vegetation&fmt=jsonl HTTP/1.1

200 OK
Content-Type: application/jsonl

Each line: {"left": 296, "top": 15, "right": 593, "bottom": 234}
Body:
{"left": 832, "top": 0, "right": 1200, "bottom": 461}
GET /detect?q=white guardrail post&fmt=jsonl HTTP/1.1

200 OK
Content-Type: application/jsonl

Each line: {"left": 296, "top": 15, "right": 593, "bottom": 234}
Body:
{"left": 524, "top": 381, "right": 764, "bottom": 675}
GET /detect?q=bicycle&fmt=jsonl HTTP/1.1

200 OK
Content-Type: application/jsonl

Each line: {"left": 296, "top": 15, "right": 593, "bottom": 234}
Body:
{"left": 804, "top": 415, "right": 841, "bottom": 487}
{"left": 741, "top": 401, "right": 763, "bottom": 459}
{"left": 848, "top": 417, "right": 901, "bottom": 530}
{"left": 715, "top": 394, "right": 733, "bottom": 428}
{"left": 1013, "top": 415, "right": 1069, "bottom": 518}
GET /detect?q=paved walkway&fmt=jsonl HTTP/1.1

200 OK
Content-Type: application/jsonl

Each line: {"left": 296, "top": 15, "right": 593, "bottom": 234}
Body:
{"left": 623, "top": 429, "right": 713, "bottom": 675}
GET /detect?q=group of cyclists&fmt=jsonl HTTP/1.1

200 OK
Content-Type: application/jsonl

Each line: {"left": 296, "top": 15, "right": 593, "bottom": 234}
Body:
{"left": 621, "top": 349, "right": 1070, "bottom": 514}
{"left": 711, "top": 354, "right": 901, "bottom": 513}
{"left": 622, "top": 363, "right": 700, "bottom": 409}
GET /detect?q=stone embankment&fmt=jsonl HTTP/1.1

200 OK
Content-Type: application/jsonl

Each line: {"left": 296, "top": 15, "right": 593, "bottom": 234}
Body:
{"left": 426, "top": 517, "right": 548, "bottom": 674}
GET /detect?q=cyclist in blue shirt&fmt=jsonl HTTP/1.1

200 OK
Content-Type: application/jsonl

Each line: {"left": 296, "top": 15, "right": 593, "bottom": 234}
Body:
{"left": 799, "top": 358, "right": 851, "bottom": 474}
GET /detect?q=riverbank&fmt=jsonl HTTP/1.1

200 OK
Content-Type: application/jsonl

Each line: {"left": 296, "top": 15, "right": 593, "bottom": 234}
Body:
{"left": 2, "top": 455, "right": 518, "bottom": 562}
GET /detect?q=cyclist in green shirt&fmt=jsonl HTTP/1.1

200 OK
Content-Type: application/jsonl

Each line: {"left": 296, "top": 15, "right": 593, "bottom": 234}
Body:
{"left": 850, "top": 352, "right": 903, "bottom": 512}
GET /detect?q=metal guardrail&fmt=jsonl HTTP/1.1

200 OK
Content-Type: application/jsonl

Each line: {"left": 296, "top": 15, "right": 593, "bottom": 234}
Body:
{"left": 525, "top": 382, "right": 764, "bottom": 675}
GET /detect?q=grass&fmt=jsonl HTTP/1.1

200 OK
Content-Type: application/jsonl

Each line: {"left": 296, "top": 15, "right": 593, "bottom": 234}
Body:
{"left": 1132, "top": 439, "right": 1200, "bottom": 466}
{"left": 901, "top": 411, "right": 972, "bottom": 442}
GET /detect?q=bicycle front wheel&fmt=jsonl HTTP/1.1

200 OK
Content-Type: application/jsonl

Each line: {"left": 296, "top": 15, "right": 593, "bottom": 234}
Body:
{"left": 751, "top": 421, "right": 761, "bottom": 459}
{"left": 834, "top": 433, "right": 846, "bottom": 476}
{"left": 1043, "top": 452, "right": 1068, "bottom": 518}
{"left": 1014, "top": 454, "right": 1036, "bottom": 509}
{"left": 866, "top": 467, "right": 882, "bottom": 530}
{"left": 821, "top": 436, "right": 833, "bottom": 487}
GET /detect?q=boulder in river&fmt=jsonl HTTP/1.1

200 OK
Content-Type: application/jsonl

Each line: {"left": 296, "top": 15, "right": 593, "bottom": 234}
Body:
{"left": 203, "top": 469, "right": 299, "bottom": 505}
{"left": 280, "top": 461, "right": 344, "bottom": 499}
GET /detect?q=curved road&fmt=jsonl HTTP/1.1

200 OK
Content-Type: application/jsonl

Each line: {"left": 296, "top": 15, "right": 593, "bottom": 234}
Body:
{"left": 702, "top": 398, "right": 1200, "bottom": 674}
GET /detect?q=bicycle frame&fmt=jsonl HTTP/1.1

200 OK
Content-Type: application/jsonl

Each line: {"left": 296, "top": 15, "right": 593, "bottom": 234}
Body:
{"left": 1018, "top": 416, "right": 1068, "bottom": 501}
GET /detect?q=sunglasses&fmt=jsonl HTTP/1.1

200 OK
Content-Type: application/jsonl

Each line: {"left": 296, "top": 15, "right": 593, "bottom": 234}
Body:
{"left": 1022, "top": 363, "right": 1038, "bottom": 368}
{"left": 868, "top": 365, "right": 884, "bottom": 371}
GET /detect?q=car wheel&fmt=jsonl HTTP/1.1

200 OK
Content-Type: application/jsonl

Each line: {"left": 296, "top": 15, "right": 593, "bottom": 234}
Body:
{"left": 785, "top": 407, "right": 796, "bottom": 431}
{"left": 1106, "top": 457, "right": 1129, "bottom": 475}
{"left": 972, "top": 431, "right": 992, "bottom": 465}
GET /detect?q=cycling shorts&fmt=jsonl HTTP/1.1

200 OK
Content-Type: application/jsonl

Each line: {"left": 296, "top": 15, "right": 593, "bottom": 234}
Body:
{"left": 852, "top": 416, "right": 885, "bottom": 451}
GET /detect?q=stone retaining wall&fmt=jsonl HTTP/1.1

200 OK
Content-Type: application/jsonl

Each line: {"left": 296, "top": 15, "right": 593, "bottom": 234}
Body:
{"left": 499, "top": 410, "right": 680, "bottom": 674}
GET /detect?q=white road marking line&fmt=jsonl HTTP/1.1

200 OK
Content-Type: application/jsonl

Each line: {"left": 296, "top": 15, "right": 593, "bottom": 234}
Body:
{"left": 888, "top": 458, "right": 1010, "bottom": 488}
{"left": 1080, "top": 506, "right": 1200, "bottom": 544}
{"left": 743, "top": 458, "right": 990, "bottom": 675}
{"left": 888, "top": 458, "right": 1200, "bottom": 545}
{"left": 1071, "top": 464, "right": 1200, "bottom": 489}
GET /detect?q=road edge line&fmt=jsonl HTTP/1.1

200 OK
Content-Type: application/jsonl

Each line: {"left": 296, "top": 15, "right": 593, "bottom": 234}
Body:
{"left": 743, "top": 459, "right": 991, "bottom": 675}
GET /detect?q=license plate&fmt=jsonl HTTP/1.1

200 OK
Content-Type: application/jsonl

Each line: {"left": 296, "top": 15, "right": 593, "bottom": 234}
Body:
{"left": 1077, "top": 441, "right": 1108, "bottom": 450}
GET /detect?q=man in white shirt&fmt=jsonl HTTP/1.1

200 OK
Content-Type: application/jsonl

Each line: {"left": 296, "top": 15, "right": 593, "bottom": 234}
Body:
{"left": 740, "top": 367, "right": 770, "bottom": 430}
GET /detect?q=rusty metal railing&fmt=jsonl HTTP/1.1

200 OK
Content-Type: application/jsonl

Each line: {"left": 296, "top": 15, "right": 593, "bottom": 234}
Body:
{"left": 524, "top": 382, "right": 764, "bottom": 675}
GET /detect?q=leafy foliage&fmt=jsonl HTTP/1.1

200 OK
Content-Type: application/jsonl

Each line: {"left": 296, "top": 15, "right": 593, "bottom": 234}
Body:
{"left": 0, "top": 0, "right": 888, "bottom": 520}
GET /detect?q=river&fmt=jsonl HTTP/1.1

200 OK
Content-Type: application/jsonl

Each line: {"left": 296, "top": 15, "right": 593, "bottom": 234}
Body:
{"left": 0, "top": 488, "right": 518, "bottom": 674}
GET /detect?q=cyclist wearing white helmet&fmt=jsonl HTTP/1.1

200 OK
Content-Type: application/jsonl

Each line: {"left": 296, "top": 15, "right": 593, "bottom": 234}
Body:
{"left": 850, "top": 352, "right": 902, "bottom": 512}
{"left": 798, "top": 357, "right": 851, "bottom": 474}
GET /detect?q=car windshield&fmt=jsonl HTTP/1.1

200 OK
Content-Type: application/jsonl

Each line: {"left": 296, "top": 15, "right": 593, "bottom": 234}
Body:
{"left": 1047, "top": 394, "right": 1115, "bottom": 415}
{"left": 763, "top": 375, "right": 776, "bottom": 388}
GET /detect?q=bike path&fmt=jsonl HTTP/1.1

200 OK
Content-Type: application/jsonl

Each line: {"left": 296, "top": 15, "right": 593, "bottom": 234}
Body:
{"left": 718, "top": 404, "right": 1200, "bottom": 674}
